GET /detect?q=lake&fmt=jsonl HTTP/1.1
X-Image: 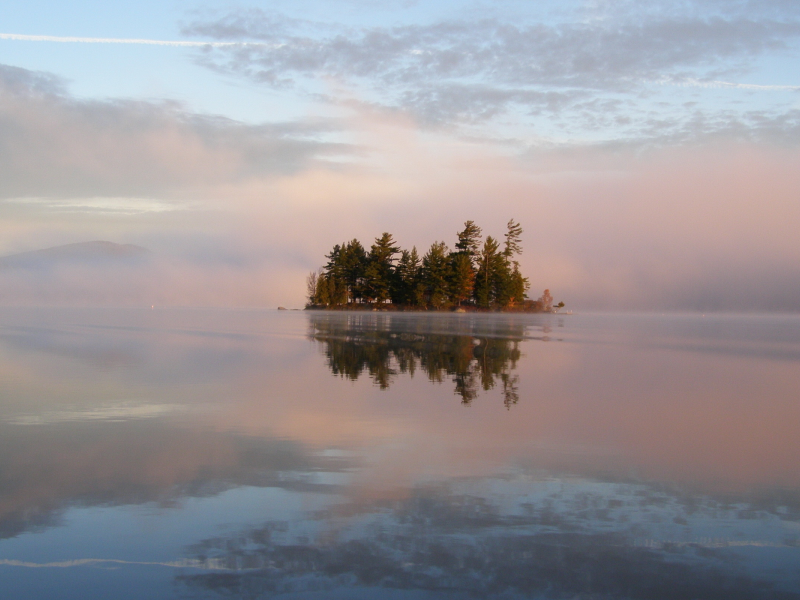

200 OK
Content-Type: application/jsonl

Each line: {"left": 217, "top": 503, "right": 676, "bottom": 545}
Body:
{"left": 0, "top": 308, "right": 799, "bottom": 599}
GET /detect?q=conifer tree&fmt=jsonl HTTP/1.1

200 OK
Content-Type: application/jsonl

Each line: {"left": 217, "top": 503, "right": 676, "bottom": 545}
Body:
{"left": 322, "top": 244, "right": 345, "bottom": 305}
{"left": 503, "top": 219, "right": 523, "bottom": 259}
{"left": 363, "top": 232, "right": 399, "bottom": 304}
{"left": 409, "top": 248, "right": 427, "bottom": 306}
{"left": 449, "top": 252, "right": 475, "bottom": 306}
{"left": 508, "top": 264, "right": 529, "bottom": 306}
{"left": 450, "top": 221, "right": 481, "bottom": 306}
{"left": 498, "top": 219, "right": 527, "bottom": 306}
{"left": 493, "top": 257, "right": 515, "bottom": 308}
{"left": 455, "top": 220, "right": 482, "bottom": 259}
{"left": 422, "top": 242, "right": 452, "bottom": 308}
{"left": 324, "top": 244, "right": 342, "bottom": 277}
{"left": 340, "top": 239, "right": 367, "bottom": 303}
{"left": 393, "top": 247, "right": 422, "bottom": 305}
{"left": 329, "top": 276, "right": 348, "bottom": 305}
{"left": 475, "top": 236, "right": 501, "bottom": 308}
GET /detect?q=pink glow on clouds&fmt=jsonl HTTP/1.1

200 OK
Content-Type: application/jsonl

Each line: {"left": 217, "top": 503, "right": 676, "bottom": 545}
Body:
{"left": 0, "top": 83, "right": 798, "bottom": 310}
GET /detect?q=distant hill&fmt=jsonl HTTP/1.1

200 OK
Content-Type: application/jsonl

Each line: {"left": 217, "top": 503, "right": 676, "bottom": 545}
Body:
{"left": 0, "top": 241, "right": 150, "bottom": 270}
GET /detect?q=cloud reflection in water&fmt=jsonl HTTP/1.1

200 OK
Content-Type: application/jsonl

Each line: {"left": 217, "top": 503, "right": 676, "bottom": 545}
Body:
{"left": 0, "top": 309, "right": 799, "bottom": 598}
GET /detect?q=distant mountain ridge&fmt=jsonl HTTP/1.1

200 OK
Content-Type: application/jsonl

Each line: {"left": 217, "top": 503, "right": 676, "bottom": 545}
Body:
{"left": 0, "top": 241, "right": 150, "bottom": 269}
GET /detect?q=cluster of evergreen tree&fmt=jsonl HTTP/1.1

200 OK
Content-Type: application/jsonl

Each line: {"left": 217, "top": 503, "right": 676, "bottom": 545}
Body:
{"left": 307, "top": 220, "right": 531, "bottom": 309}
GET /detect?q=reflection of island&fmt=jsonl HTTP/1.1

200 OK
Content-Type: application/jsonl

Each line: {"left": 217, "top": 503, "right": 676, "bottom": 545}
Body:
{"left": 309, "top": 313, "right": 544, "bottom": 407}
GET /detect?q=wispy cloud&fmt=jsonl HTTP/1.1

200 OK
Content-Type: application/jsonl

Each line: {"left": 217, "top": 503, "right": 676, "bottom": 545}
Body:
{"left": 185, "top": 10, "right": 800, "bottom": 91}
{"left": 181, "top": 6, "right": 800, "bottom": 142}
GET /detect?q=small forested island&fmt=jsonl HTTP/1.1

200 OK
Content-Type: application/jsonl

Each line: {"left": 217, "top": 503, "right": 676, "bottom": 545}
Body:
{"left": 306, "top": 220, "right": 563, "bottom": 312}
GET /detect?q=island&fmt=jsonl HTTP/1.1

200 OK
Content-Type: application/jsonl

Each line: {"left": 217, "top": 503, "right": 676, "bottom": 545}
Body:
{"left": 306, "top": 220, "right": 564, "bottom": 312}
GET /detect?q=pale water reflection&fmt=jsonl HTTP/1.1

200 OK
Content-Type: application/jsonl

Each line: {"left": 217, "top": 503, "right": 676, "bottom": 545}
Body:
{"left": 0, "top": 308, "right": 799, "bottom": 599}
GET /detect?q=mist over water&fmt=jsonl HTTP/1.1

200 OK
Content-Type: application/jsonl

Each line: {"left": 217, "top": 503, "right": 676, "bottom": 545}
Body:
{"left": 0, "top": 308, "right": 799, "bottom": 599}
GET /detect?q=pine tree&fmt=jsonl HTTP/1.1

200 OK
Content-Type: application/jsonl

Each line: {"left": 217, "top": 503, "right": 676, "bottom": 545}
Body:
{"left": 475, "top": 236, "right": 501, "bottom": 308}
{"left": 450, "top": 221, "right": 481, "bottom": 306}
{"left": 508, "top": 264, "right": 529, "bottom": 305}
{"left": 329, "top": 276, "right": 347, "bottom": 305}
{"left": 449, "top": 252, "right": 475, "bottom": 306}
{"left": 323, "top": 244, "right": 345, "bottom": 305}
{"left": 324, "top": 244, "right": 342, "bottom": 278}
{"left": 393, "top": 247, "right": 421, "bottom": 305}
{"left": 410, "top": 248, "right": 426, "bottom": 306}
{"left": 455, "top": 220, "right": 482, "bottom": 259}
{"left": 493, "top": 256, "right": 514, "bottom": 308}
{"left": 339, "top": 239, "right": 367, "bottom": 303}
{"left": 422, "top": 242, "right": 452, "bottom": 308}
{"left": 363, "top": 232, "right": 399, "bottom": 304}
{"left": 498, "top": 219, "right": 527, "bottom": 307}
{"left": 503, "top": 219, "right": 523, "bottom": 258}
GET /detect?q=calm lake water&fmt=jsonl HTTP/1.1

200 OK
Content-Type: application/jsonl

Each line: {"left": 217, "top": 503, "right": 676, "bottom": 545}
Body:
{"left": 1, "top": 308, "right": 799, "bottom": 599}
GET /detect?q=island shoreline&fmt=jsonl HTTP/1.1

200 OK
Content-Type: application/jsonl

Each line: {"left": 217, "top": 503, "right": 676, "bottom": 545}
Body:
{"left": 304, "top": 303, "right": 557, "bottom": 313}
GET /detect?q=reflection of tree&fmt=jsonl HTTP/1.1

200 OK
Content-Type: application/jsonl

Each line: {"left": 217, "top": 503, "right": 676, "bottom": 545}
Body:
{"left": 308, "top": 314, "right": 526, "bottom": 406}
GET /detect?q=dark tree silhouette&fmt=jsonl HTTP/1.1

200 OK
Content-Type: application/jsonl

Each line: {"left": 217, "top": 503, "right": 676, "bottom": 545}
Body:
{"left": 308, "top": 220, "right": 558, "bottom": 312}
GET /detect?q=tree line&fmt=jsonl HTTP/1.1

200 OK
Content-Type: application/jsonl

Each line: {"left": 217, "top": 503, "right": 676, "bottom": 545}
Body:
{"left": 307, "top": 220, "right": 560, "bottom": 310}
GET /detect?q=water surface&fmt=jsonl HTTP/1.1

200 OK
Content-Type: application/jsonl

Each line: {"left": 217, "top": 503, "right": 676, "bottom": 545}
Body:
{"left": 1, "top": 309, "right": 799, "bottom": 599}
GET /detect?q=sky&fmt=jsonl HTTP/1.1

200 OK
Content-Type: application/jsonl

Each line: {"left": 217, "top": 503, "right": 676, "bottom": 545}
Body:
{"left": 1, "top": 0, "right": 799, "bottom": 310}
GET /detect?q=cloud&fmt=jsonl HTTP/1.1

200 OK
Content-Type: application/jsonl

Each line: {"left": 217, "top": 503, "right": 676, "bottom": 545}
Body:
{"left": 0, "top": 63, "right": 65, "bottom": 95}
{"left": 584, "top": 0, "right": 800, "bottom": 21}
{"left": 182, "top": 5, "right": 800, "bottom": 141}
{"left": 187, "top": 15, "right": 800, "bottom": 89}
{"left": 0, "top": 64, "right": 352, "bottom": 200}
{"left": 0, "top": 57, "right": 797, "bottom": 311}
{"left": 397, "top": 84, "right": 584, "bottom": 125}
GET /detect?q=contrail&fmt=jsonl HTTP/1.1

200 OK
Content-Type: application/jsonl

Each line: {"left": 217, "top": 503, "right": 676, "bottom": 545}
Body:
{"left": 0, "top": 33, "right": 271, "bottom": 47}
